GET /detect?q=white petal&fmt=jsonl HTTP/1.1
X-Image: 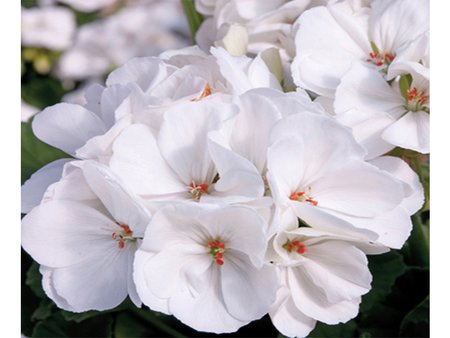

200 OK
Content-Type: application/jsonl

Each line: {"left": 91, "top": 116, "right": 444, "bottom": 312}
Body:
{"left": 40, "top": 266, "right": 77, "bottom": 312}
{"left": 382, "top": 111, "right": 429, "bottom": 153}
{"left": 269, "top": 285, "right": 316, "bottom": 338}
{"left": 348, "top": 113, "right": 397, "bottom": 160}
{"left": 370, "top": 156, "right": 424, "bottom": 215}
{"left": 158, "top": 101, "right": 237, "bottom": 185}
{"left": 370, "top": 0, "right": 429, "bottom": 52}
{"left": 134, "top": 248, "right": 208, "bottom": 300}
{"left": 206, "top": 131, "right": 264, "bottom": 203}
{"left": 41, "top": 161, "right": 97, "bottom": 203}
{"left": 81, "top": 161, "right": 151, "bottom": 236}
{"left": 140, "top": 203, "right": 214, "bottom": 252}
{"left": 288, "top": 266, "right": 361, "bottom": 324}
{"left": 292, "top": 6, "right": 369, "bottom": 96}
{"left": 100, "top": 84, "right": 132, "bottom": 128}
{"left": 21, "top": 158, "right": 72, "bottom": 213}
{"left": 133, "top": 251, "right": 170, "bottom": 314}
{"left": 328, "top": 206, "right": 412, "bottom": 249}
{"left": 110, "top": 124, "right": 186, "bottom": 196}
{"left": 22, "top": 200, "right": 117, "bottom": 268}
{"left": 231, "top": 89, "right": 282, "bottom": 173}
{"left": 197, "top": 205, "right": 268, "bottom": 267}
{"left": 334, "top": 63, "right": 404, "bottom": 126}
{"left": 221, "top": 251, "right": 278, "bottom": 322}
{"left": 267, "top": 138, "right": 306, "bottom": 206}
{"left": 303, "top": 241, "right": 371, "bottom": 304}
{"left": 51, "top": 243, "right": 133, "bottom": 312}
{"left": 106, "top": 57, "right": 175, "bottom": 93}
{"left": 291, "top": 202, "right": 378, "bottom": 241}
{"left": 32, "top": 103, "right": 106, "bottom": 155}
{"left": 312, "top": 160, "right": 405, "bottom": 217}
{"left": 75, "top": 114, "right": 132, "bottom": 160}
{"left": 168, "top": 266, "right": 249, "bottom": 333}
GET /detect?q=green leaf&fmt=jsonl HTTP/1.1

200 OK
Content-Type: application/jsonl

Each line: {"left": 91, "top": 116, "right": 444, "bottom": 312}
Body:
{"left": 21, "top": 121, "right": 70, "bottom": 184}
{"left": 115, "top": 312, "right": 154, "bottom": 338}
{"left": 26, "top": 262, "right": 45, "bottom": 299}
{"left": 399, "top": 296, "right": 429, "bottom": 337}
{"left": 357, "top": 303, "right": 405, "bottom": 337}
{"left": 130, "top": 307, "right": 187, "bottom": 337}
{"left": 21, "top": 71, "right": 66, "bottom": 109}
{"left": 308, "top": 320, "right": 357, "bottom": 338}
{"left": 60, "top": 310, "right": 103, "bottom": 323}
{"left": 32, "top": 312, "right": 113, "bottom": 338}
{"left": 360, "top": 251, "right": 407, "bottom": 313}
{"left": 181, "top": 0, "right": 204, "bottom": 42}
{"left": 32, "top": 299, "right": 54, "bottom": 321}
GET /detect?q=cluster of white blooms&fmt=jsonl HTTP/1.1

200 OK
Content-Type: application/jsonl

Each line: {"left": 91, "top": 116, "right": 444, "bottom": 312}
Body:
{"left": 22, "top": 0, "right": 428, "bottom": 337}
{"left": 21, "top": 0, "right": 189, "bottom": 80}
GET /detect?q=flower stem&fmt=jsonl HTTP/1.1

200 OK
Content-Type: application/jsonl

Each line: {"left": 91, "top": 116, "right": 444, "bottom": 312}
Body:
{"left": 180, "top": 0, "right": 204, "bottom": 43}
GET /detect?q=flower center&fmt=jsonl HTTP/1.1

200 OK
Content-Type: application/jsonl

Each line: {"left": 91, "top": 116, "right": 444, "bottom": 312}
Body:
{"left": 405, "top": 87, "right": 429, "bottom": 112}
{"left": 289, "top": 187, "right": 318, "bottom": 206}
{"left": 191, "top": 84, "right": 212, "bottom": 102}
{"left": 112, "top": 224, "right": 134, "bottom": 249}
{"left": 282, "top": 238, "right": 307, "bottom": 254}
{"left": 207, "top": 239, "right": 226, "bottom": 266}
{"left": 366, "top": 51, "right": 395, "bottom": 73}
{"left": 188, "top": 182, "right": 209, "bottom": 201}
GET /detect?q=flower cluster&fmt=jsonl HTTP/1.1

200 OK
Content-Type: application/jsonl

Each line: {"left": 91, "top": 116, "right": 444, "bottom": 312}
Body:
{"left": 21, "top": 0, "right": 428, "bottom": 337}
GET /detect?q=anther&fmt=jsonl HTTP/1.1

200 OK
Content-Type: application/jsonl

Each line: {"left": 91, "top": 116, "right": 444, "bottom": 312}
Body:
{"left": 207, "top": 239, "right": 226, "bottom": 266}
{"left": 283, "top": 238, "right": 307, "bottom": 254}
{"left": 111, "top": 224, "right": 134, "bottom": 249}
{"left": 188, "top": 182, "right": 209, "bottom": 201}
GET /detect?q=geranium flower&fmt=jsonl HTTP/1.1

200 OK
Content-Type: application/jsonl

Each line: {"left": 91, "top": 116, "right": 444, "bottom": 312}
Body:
{"left": 267, "top": 111, "right": 417, "bottom": 248}
{"left": 292, "top": 0, "right": 429, "bottom": 97}
{"left": 22, "top": 6, "right": 75, "bottom": 50}
{"left": 22, "top": 161, "right": 150, "bottom": 311}
{"left": 267, "top": 210, "right": 385, "bottom": 338}
{"left": 134, "top": 203, "right": 278, "bottom": 333}
{"left": 334, "top": 62, "right": 429, "bottom": 156}
{"left": 109, "top": 99, "right": 265, "bottom": 205}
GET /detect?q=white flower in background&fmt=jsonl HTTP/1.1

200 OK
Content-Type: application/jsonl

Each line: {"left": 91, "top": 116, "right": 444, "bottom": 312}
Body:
{"left": 134, "top": 203, "right": 278, "bottom": 333}
{"left": 267, "top": 210, "right": 385, "bottom": 338}
{"left": 21, "top": 101, "right": 39, "bottom": 122}
{"left": 196, "top": 0, "right": 326, "bottom": 60}
{"left": 21, "top": 6, "right": 76, "bottom": 50}
{"left": 267, "top": 112, "right": 419, "bottom": 249}
{"left": 334, "top": 62, "right": 429, "bottom": 157}
{"left": 57, "top": 0, "right": 117, "bottom": 12}
{"left": 22, "top": 161, "right": 151, "bottom": 311}
{"left": 56, "top": 0, "right": 189, "bottom": 80}
{"left": 292, "top": 0, "right": 429, "bottom": 97}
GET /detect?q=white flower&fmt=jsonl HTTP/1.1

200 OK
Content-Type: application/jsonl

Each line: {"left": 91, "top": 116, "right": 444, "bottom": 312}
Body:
{"left": 21, "top": 161, "right": 151, "bottom": 311}
{"left": 21, "top": 159, "right": 73, "bottom": 214}
{"left": 21, "top": 6, "right": 75, "bottom": 50}
{"left": 292, "top": 0, "right": 429, "bottom": 97}
{"left": 109, "top": 99, "right": 265, "bottom": 205}
{"left": 21, "top": 101, "right": 39, "bottom": 122}
{"left": 57, "top": 0, "right": 117, "bottom": 12}
{"left": 268, "top": 210, "right": 384, "bottom": 338}
{"left": 267, "top": 111, "right": 416, "bottom": 249}
{"left": 196, "top": 0, "right": 320, "bottom": 61}
{"left": 134, "top": 203, "right": 278, "bottom": 333}
{"left": 56, "top": 1, "right": 189, "bottom": 80}
{"left": 334, "top": 62, "right": 429, "bottom": 156}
